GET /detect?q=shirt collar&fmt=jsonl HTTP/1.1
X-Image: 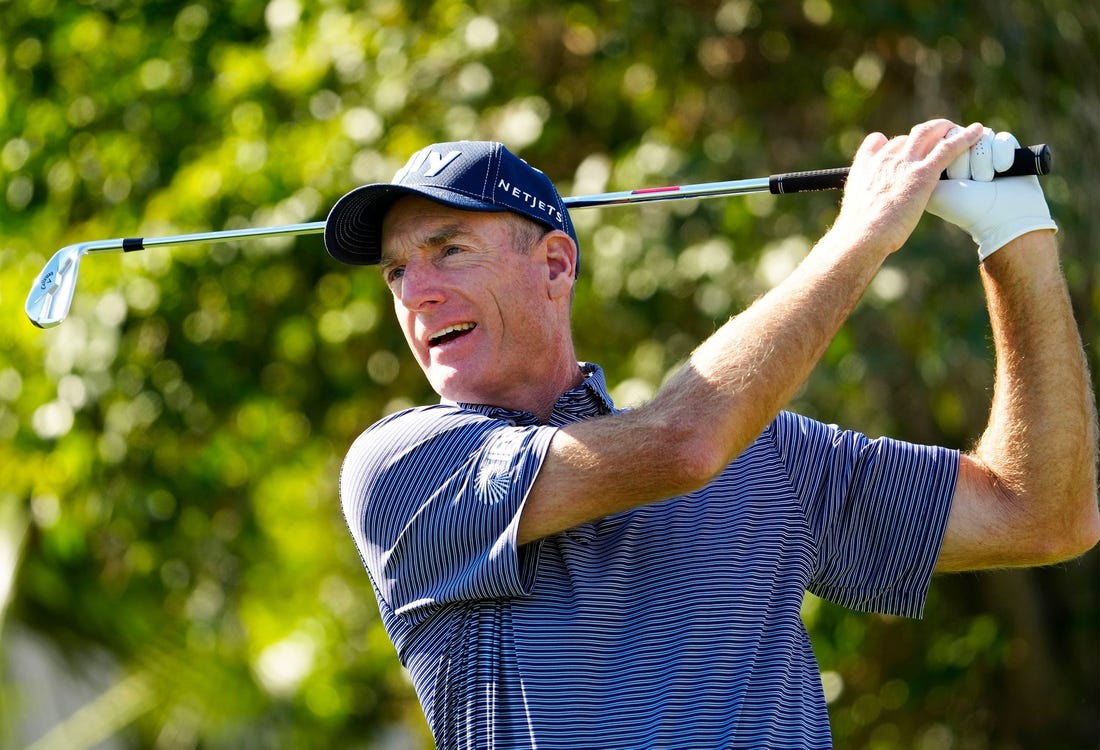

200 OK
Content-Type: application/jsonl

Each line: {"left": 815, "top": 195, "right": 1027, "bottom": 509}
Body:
{"left": 442, "top": 362, "right": 616, "bottom": 426}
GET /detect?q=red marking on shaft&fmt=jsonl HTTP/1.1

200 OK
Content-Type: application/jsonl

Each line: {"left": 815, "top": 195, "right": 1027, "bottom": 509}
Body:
{"left": 632, "top": 186, "right": 681, "bottom": 195}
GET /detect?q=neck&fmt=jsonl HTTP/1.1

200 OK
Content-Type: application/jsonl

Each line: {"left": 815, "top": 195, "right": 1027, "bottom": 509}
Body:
{"left": 443, "top": 356, "right": 585, "bottom": 423}
{"left": 527, "top": 360, "right": 586, "bottom": 422}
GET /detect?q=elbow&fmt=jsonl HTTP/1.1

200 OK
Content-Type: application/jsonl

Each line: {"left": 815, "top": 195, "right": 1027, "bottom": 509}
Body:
{"left": 635, "top": 395, "right": 768, "bottom": 495}
{"left": 1059, "top": 460, "right": 1100, "bottom": 560}
{"left": 1066, "top": 487, "right": 1100, "bottom": 558}
{"left": 1030, "top": 485, "right": 1100, "bottom": 565}
{"left": 661, "top": 419, "right": 739, "bottom": 493}
{"left": 978, "top": 438, "right": 1100, "bottom": 565}
{"left": 675, "top": 442, "right": 727, "bottom": 491}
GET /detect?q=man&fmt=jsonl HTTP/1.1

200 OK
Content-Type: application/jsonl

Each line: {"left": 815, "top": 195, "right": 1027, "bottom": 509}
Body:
{"left": 323, "top": 121, "right": 1098, "bottom": 748}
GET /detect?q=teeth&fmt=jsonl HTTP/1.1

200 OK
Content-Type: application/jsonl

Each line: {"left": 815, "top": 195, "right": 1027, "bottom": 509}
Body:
{"left": 429, "top": 322, "right": 475, "bottom": 344}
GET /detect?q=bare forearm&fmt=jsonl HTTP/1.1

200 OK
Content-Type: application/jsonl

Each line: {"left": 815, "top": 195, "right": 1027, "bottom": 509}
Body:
{"left": 519, "top": 230, "right": 889, "bottom": 544}
{"left": 653, "top": 231, "right": 888, "bottom": 472}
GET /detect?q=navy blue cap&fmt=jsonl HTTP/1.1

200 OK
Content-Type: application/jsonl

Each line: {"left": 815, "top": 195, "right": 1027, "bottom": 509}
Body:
{"left": 324, "top": 141, "right": 578, "bottom": 267}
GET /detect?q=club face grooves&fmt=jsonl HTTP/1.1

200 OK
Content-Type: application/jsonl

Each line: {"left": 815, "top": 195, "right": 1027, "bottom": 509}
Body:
{"left": 26, "top": 245, "right": 82, "bottom": 329}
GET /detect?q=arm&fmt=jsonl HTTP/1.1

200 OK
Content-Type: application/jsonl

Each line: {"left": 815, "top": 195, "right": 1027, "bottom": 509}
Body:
{"left": 921, "top": 130, "right": 1100, "bottom": 570}
{"left": 517, "top": 119, "right": 986, "bottom": 545}
{"left": 936, "top": 229, "right": 1099, "bottom": 570}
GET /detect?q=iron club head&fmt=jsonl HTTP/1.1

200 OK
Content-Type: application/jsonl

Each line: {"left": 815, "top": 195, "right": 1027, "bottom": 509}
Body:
{"left": 25, "top": 244, "right": 84, "bottom": 329}
{"left": 21, "top": 222, "right": 326, "bottom": 329}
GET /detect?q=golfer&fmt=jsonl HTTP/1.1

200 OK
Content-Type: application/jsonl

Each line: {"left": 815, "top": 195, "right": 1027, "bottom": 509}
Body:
{"left": 323, "top": 119, "right": 1098, "bottom": 749}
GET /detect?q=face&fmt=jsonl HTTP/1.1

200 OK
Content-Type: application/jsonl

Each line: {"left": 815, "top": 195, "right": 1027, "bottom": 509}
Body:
{"left": 379, "top": 195, "right": 577, "bottom": 413}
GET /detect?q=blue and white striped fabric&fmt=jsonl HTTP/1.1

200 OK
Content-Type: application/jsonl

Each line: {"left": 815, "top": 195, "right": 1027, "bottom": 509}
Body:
{"left": 340, "top": 363, "right": 957, "bottom": 749}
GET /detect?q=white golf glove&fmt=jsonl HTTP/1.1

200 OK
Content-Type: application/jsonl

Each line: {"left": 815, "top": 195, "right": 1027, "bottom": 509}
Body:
{"left": 926, "top": 127, "right": 1057, "bottom": 261}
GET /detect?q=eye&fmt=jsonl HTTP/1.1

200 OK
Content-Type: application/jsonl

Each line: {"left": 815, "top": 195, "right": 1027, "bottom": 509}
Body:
{"left": 385, "top": 266, "right": 405, "bottom": 285}
{"left": 442, "top": 245, "right": 462, "bottom": 258}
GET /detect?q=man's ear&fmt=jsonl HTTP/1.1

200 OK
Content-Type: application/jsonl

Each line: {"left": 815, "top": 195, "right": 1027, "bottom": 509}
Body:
{"left": 542, "top": 231, "right": 578, "bottom": 299}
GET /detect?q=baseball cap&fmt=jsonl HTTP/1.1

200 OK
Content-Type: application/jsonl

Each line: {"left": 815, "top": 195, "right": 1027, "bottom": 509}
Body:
{"left": 324, "top": 140, "right": 578, "bottom": 267}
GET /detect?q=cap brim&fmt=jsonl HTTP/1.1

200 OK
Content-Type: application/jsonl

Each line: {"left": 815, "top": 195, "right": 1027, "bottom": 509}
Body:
{"left": 324, "top": 183, "right": 506, "bottom": 266}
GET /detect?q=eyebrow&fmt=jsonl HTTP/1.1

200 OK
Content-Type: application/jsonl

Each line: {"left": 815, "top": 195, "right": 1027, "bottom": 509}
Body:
{"left": 380, "top": 223, "right": 470, "bottom": 270}
{"left": 424, "top": 225, "right": 467, "bottom": 248}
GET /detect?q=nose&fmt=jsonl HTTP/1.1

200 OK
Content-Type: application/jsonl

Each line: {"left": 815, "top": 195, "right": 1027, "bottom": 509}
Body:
{"left": 396, "top": 257, "right": 446, "bottom": 311}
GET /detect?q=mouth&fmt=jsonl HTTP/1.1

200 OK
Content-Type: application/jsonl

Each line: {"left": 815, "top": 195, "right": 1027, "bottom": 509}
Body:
{"left": 428, "top": 322, "right": 477, "bottom": 348}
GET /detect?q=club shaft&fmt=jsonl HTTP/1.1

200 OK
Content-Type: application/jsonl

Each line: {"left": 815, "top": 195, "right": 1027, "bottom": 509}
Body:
{"left": 564, "top": 177, "right": 771, "bottom": 208}
{"left": 81, "top": 182, "right": 771, "bottom": 256}
{"left": 79, "top": 222, "right": 327, "bottom": 257}
{"left": 82, "top": 143, "right": 1050, "bottom": 254}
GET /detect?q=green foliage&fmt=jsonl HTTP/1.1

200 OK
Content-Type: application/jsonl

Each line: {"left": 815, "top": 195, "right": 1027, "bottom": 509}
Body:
{"left": 1, "top": 1, "right": 1096, "bottom": 747}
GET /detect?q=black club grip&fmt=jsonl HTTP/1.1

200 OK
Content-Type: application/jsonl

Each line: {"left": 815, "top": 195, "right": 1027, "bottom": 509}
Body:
{"left": 768, "top": 144, "right": 1052, "bottom": 194}
{"left": 769, "top": 167, "right": 849, "bottom": 194}
{"left": 993, "top": 143, "right": 1051, "bottom": 177}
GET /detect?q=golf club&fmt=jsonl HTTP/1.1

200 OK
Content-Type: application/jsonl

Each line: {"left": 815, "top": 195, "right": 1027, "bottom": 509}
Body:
{"left": 25, "top": 143, "right": 1051, "bottom": 329}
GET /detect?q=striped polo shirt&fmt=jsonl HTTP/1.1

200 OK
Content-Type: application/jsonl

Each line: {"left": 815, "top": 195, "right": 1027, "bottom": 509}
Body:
{"left": 340, "top": 363, "right": 957, "bottom": 749}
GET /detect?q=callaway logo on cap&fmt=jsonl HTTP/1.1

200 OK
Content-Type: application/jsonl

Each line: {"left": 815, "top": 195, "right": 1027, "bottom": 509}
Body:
{"left": 324, "top": 141, "right": 578, "bottom": 267}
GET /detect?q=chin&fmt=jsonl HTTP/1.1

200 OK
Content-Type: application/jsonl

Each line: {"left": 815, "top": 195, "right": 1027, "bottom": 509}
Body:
{"left": 429, "top": 371, "right": 479, "bottom": 404}
{"left": 427, "top": 357, "right": 517, "bottom": 407}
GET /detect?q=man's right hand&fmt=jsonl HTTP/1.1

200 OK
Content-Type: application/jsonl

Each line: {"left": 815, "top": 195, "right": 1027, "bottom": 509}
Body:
{"left": 829, "top": 119, "right": 984, "bottom": 258}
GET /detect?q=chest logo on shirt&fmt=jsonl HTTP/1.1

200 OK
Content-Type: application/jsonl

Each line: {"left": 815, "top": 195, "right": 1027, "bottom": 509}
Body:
{"left": 476, "top": 433, "right": 521, "bottom": 506}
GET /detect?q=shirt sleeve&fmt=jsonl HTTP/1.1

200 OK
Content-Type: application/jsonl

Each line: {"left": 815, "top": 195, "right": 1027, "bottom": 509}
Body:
{"left": 340, "top": 404, "right": 556, "bottom": 625}
{"left": 770, "top": 411, "right": 959, "bottom": 618}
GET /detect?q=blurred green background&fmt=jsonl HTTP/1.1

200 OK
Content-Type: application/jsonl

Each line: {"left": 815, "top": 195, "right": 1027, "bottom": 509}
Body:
{"left": 1, "top": 1, "right": 1097, "bottom": 747}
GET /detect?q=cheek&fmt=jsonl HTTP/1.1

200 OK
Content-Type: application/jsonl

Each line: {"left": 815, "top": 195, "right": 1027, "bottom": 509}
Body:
{"left": 501, "top": 291, "right": 557, "bottom": 349}
{"left": 393, "top": 303, "right": 422, "bottom": 354}
{"left": 495, "top": 280, "right": 543, "bottom": 336}
{"left": 505, "top": 261, "right": 550, "bottom": 306}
